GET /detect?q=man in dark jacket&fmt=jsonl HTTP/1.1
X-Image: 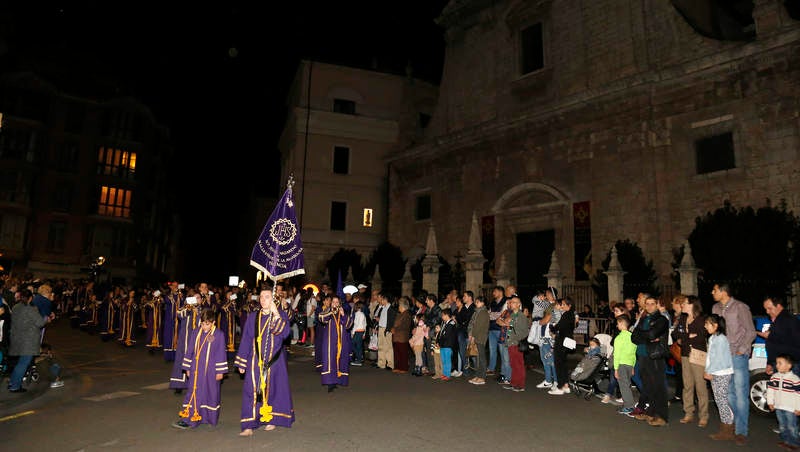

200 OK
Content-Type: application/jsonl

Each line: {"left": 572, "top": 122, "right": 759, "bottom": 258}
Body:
{"left": 631, "top": 296, "right": 670, "bottom": 426}
{"left": 761, "top": 296, "right": 800, "bottom": 375}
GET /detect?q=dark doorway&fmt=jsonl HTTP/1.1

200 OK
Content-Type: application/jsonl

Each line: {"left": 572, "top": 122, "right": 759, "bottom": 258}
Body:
{"left": 516, "top": 229, "right": 555, "bottom": 303}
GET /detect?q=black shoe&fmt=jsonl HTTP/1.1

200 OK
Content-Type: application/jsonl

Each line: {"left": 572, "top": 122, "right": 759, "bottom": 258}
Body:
{"left": 386, "top": 367, "right": 393, "bottom": 371}
{"left": 174, "top": 389, "right": 183, "bottom": 395}
{"left": 171, "top": 420, "right": 190, "bottom": 430}
{"left": 327, "top": 385, "right": 336, "bottom": 393}
{"left": 9, "top": 387, "right": 27, "bottom": 393}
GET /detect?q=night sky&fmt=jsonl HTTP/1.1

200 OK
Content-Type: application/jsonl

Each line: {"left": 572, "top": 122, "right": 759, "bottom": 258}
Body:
{"left": 1, "top": 2, "right": 447, "bottom": 282}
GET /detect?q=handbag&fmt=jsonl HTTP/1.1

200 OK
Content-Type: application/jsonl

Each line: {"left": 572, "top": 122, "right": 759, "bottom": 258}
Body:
{"left": 669, "top": 342, "right": 682, "bottom": 363}
{"left": 368, "top": 331, "right": 379, "bottom": 351}
{"left": 689, "top": 346, "right": 707, "bottom": 366}
{"left": 467, "top": 341, "right": 479, "bottom": 357}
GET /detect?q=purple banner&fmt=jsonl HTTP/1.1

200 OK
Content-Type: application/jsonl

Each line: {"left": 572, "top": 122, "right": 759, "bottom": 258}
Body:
{"left": 250, "top": 183, "right": 305, "bottom": 280}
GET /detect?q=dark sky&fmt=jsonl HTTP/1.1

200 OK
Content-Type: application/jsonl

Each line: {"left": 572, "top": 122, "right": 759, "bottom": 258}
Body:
{"left": 1, "top": 2, "right": 447, "bottom": 282}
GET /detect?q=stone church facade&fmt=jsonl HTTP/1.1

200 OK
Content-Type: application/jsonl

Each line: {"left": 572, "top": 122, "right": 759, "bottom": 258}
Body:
{"left": 387, "top": 0, "right": 800, "bottom": 297}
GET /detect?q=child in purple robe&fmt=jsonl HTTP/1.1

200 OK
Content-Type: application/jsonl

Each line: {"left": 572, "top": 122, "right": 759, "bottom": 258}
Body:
{"left": 317, "top": 295, "right": 353, "bottom": 392}
{"left": 171, "top": 309, "right": 228, "bottom": 429}
{"left": 235, "top": 288, "right": 294, "bottom": 436}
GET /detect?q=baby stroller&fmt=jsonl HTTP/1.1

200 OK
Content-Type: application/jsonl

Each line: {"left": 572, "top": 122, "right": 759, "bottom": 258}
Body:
{"left": 568, "top": 333, "right": 613, "bottom": 400}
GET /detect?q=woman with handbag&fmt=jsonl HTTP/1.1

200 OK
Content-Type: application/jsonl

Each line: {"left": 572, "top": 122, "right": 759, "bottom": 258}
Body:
{"left": 674, "top": 295, "right": 709, "bottom": 427}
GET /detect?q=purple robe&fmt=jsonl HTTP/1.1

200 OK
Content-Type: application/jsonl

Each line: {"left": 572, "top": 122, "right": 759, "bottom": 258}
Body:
{"left": 219, "top": 303, "right": 238, "bottom": 358}
{"left": 117, "top": 301, "right": 137, "bottom": 346}
{"left": 317, "top": 307, "right": 353, "bottom": 386}
{"left": 178, "top": 326, "right": 228, "bottom": 427}
{"left": 169, "top": 306, "right": 201, "bottom": 389}
{"left": 145, "top": 297, "right": 163, "bottom": 348}
{"left": 235, "top": 309, "right": 294, "bottom": 430}
{"left": 162, "top": 292, "right": 184, "bottom": 361}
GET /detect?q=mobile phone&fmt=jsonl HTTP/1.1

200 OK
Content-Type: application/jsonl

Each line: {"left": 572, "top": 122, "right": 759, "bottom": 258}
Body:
{"left": 152, "top": 290, "right": 161, "bottom": 297}
{"left": 186, "top": 296, "right": 198, "bottom": 305}
{"left": 230, "top": 294, "right": 237, "bottom": 300}
{"left": 178, "top": 283, "right": 185, "bottom": 290}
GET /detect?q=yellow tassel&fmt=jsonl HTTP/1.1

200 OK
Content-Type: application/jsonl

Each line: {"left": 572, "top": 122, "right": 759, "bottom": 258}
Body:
{"left": 179, "top": 408, "right": 189, "bottom": 418}
{"left": 259, "top": 404, "right": 273, "bottom": 422}
{"left": 191, "top": 411, "right": 202, "bottom": 422}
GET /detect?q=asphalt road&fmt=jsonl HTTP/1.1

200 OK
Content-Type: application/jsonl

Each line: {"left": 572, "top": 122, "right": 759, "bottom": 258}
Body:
{"left": 0, "top": 320, "right": 778, "bottom": 451}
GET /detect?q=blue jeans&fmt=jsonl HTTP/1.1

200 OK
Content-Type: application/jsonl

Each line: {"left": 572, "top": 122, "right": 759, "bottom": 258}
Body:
{"left": 631, "top": 359, "right": 644, "bottom": 393}
{"left": 777, "top": 409, "right": 800, "bottom": 447}
{"left": 606, "top": 364, "right": 619, "bottom": 396}
{"left": 539, "top": 341, "right": 555, "bottom": 383}
{"left": 729, "top": 354, "right": 750, "bottom": 436}
{"left": 9, "top": 355, "right": 33, "bottom": 390}
{"left": 498, "top": 343, "right": 511, "bottom": 381}
{"left": 351, "top": 331, "right": 364, "bottom": 362}
{"left": 441, "top": 348, "right": 453, "bottom": 377}
{"left": 457, "top": 330, "right": 468, "bottom": 372}
{"left": 488, "top": 330, "right": 500, "bottom": 371}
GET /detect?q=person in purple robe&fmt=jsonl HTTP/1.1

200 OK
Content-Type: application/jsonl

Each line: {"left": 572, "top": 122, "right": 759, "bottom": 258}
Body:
{"left": 219, "top": 291, "right": 239, "bottom": 360}
{"left": 169, "top": 295, "right": 201, "bottom": 395}
{"left": 314, "top": 295, "right": 331, "bottom": 372}
{"left": 162, "top": 282, "right": 184, "bottom": 362}
{"left": 317, "top": 295, "right": 353, "bottom": 392}
{"left": 235, "top": 288, "right": 294, "bottom": 436}
{"left": 171, "top": 309, "right": 228, "bottom": 429}
{"left": 144, "top": 290, "right": 163, "bottom": 352}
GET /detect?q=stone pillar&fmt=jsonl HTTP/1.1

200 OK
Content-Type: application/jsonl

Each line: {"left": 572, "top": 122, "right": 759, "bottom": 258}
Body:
{"left": 543, "top": 251, "right": 563, "bottom": 296}
{"left": 401, "top": 261, "right": 414, "bottom": 298}
{"left": 371, "top": 264, "right": 383, "bottom": 293}
{"left": 422, "top": 223, "right": 441, "bottom": 297}
{"left": 605, "top": 245, "right": 626, "bottom": 304}
{"left": 465, "top": 211, "right": 487, "bottom": 295}
{"left": 678, "top": 240, "right": 699, "bottom": 296}
{"left": 494, "top": 254, "right": 510, "bottom": 289}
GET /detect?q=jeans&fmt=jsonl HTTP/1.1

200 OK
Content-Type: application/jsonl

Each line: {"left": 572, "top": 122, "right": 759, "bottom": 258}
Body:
{"left": 488, "top": 330, "right": 500, "bottom": 371}
{"left": 498, "top": 343, "right": 511, "bottom": 381}
{"left": 9, "top": 355, "right": 33, "bottom": 390}
{"left": 441, "top": 348, "right": 453, "bottom": 377}
{"left": 351, "top": 331, "right": 364, "bottom": 362}
{"left": 776, "top": 409, "right": 800, "bottom": 447}
{"left": 457, "top": 330, "right": 468, "bottom": 372}
{"left": 730, "top": 353, "right": 750, "bottom": 436}
{"left": 539, "top": 341, "right": 555, "bottom": 383}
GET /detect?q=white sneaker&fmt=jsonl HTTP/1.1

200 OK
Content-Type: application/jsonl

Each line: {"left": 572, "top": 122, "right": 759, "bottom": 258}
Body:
{"left": 548, "top": 387, "right": 565, "bottom": 395}
{"left": 615, "top": 398, "right": 624, "bottom": 404}
{"left": 536, "top": 381, "right": 553, "bottom": 389}
{"left": 562, "top": 385, "right": 571, "bottom": 394}
{"left": 451, "top": 370, "right": 462, "bottom": 377}
{"left": 50, "top": 380, "right": 64, "bottom": 388}
{"left": 600, "top": 395, "right": 612, "bottom": 404}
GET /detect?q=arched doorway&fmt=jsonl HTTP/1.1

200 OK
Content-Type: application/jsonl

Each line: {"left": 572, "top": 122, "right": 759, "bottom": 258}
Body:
{"left": 491, "top": 183, "right": 571, "bottom": 302}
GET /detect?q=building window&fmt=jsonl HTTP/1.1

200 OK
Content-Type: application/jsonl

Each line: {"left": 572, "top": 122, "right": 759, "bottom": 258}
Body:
{"left": 520, "top": 22, "right": 544, "bottom": 74}
{"left": 98, "top": 185, "right": 132, "bottom": 218}
{"left": 333, "top": 98, "right": 356, "bottom": 115}
{"left": 363, "top": 208, "right": 373, "bottom": 228}
{"left": 330, "top": 201, "right": 347, "bottom": 231}
{"left": 333, "top": 146, "right": 350, "bottom": 174}
{"left": 696, "top": 132, "right": 735, "bottom": 174}
{"left": 0, "top": 127, "right": 37, "bottom": 161}
{"left": 55, "top": 141, "right": 80, "bottom": 173}
{"left": 97, "top": 146, "right": 136, "bottom": 179}
{"left": 52, "top": 181, "right": 74, "bottom": 212}
{"left": 419, "top": 113, "right": 432, "bottom": 129}
{"left": 0, "top": 170, "right": 18, "bottom": 202}
{"left": 46, "top": 221, "right": 67, "bottom": 252}
{"left": 415, "top": 194, "right": 431, "bottom": 221}
{"left": 64, "top": 101, "right": 85, "bottom": 134}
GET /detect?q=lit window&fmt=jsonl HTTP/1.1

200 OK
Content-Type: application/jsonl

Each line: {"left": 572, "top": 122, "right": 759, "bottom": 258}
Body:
{"left": 98, "top": 185, "right": 132, "bottom": 218}
{"left": 97, "top": 147, "right": 137, "bottom": 179}
{"left": 363, "top": 208, "right": 373, "bottom": 227}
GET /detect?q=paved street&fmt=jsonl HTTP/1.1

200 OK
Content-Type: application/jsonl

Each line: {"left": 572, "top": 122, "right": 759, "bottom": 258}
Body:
{"left": 1, "top": 320, "right": 778, "bottom": 451}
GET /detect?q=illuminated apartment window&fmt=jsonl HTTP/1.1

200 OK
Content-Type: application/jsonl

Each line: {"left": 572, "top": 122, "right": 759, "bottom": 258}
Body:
{"left": 98, "top": 185, "right": 132, "bottom": 218}
{"left": 46, "top": 221, "right": 67, "bottom": 252}
{"left": 363, "top": 208, "right": 373, "bottom": 227}
{"left": 97, "top": 146, "right": 137, "bottom": 179}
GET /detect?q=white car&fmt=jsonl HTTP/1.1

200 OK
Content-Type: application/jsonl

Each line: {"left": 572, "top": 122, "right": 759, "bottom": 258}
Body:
{"left": 747, "top": 342, "right": 770, "bottom": 416}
